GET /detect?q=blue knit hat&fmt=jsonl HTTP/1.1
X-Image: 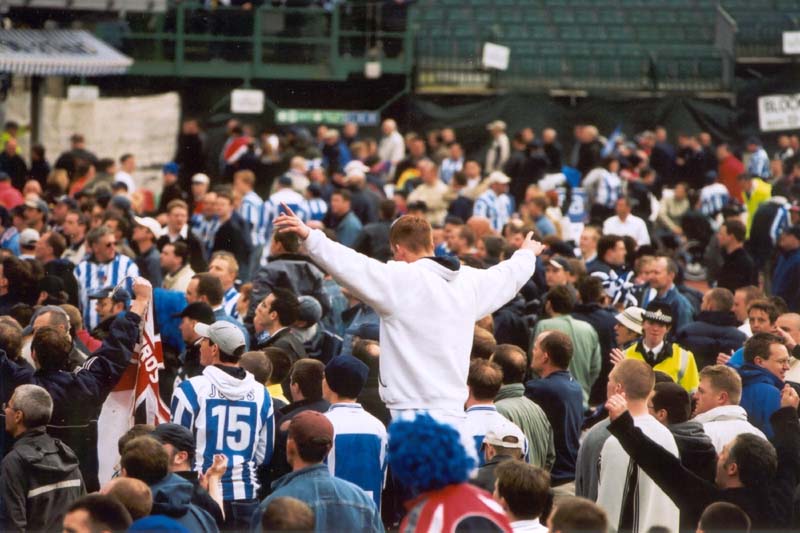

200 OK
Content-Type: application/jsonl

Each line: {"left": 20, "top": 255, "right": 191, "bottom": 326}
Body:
{"left": 325, "top": 355, "right": 369, "bottom": 398}
{"left": 162, "top": 162, "right": 180, "bottom": 175}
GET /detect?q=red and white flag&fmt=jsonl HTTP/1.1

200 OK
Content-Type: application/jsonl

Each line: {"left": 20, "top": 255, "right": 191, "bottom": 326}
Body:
{"left": 97, "top": 290, "right": 170, "bottom": 485}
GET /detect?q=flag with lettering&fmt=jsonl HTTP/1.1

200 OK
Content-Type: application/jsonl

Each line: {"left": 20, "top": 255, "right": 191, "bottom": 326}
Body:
{"left": 97, "top": 280, "right": 169, "bottom": 484}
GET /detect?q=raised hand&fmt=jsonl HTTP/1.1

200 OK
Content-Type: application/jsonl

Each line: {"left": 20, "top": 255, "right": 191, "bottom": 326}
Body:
{"left": 781, "top": 384, "right": 800, "bottom": 410}
{"left": 605, "top": 393, "right": 629, "bottom": 421}
{"left": 520, "top": 232, "right": 545, "bottom": 256}
{"left": 716, "top": 352, "right": 732, "bottom": 365}
{"left": 273, "top": 202, "right": 311, "bottom": 240}
{"left": 610, "top": 348, "right": 626, "bottom": 367}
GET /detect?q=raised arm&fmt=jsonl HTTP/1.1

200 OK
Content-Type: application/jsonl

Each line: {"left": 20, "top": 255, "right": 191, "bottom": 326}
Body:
{"left": 472, "top": 232, "right": 542, "bottom": 318}
{"left": 274, "top": 203, "right": 399, "bottom": 315}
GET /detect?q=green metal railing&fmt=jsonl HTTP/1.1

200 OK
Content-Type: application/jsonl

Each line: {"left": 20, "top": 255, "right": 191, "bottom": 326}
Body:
{"left": 105, "top": 2, "right": 415, "bottom": 81}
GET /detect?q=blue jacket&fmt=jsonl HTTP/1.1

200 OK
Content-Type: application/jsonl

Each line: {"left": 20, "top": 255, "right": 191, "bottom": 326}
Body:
{"left": 154, "top": 288, "right": 187, "bottom": 353}
{"left": 738, "top": 363, "right": 783, "bottom": 439}
{"left": 150, "top": 473, "right": 219, "bottom": 533}
{"left": 0, "top": 311, "right": 140, "bottom": 491}
{"left": 773, "top": 248, "right": 800, "bottom": 312}
{"left": 334, "top": 211, "right": 364, "bottom": 249}
{"left": 251, "top": 464, "right": 383, "bottom": 532}
{"left": 525, "top": 370, "right": 583, "bottom": 483}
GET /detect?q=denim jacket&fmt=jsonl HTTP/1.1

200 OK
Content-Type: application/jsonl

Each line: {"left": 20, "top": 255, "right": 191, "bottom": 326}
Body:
{"left": 250, "top": 464, "right": 384, "bottom": 532}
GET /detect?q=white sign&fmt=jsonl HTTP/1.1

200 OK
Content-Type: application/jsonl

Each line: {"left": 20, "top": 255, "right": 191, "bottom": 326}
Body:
{"left": 482, "top": 42, "right": 510, "bottom": 71}
{"left": 231, "top": 89, "right": 265, "bottom": 114}
{"left": 758, "top": 93, "right": 800, "bottom": 132}
{"left": 783, "top": 31, "right": 800, "bottom": 54}
{"left": 67, "top": 85, "right": 99, "bottom": 101}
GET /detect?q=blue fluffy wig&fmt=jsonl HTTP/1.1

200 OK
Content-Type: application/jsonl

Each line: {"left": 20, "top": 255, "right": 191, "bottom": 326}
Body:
{"left": 387, "top": 413, "right": 475, "bottom": 495}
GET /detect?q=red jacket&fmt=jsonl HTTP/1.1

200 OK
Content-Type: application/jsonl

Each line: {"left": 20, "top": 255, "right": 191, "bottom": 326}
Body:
{"left": 401, "top": 483, "right": 513, "bottom": 533}
{"left": 0, "top": 181, "right": 23, "bottom": 209}
{"left": 718, "top": 154, "right": 745, "bottom": 202}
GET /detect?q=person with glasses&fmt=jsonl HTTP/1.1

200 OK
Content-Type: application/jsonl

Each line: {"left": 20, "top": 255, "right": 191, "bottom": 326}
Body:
{"left": 738, "top": 332, "right": 793, "bottom": 439}
{"left": 74, "top": 225, "right": 139, "bottom": 331}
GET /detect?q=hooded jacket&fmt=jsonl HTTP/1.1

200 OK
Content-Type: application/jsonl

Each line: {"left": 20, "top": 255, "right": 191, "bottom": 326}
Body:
{"left": 668, "top": 420, "right": 717, "bottom": 483}
{"left": 0, "top": 428, "right": 86, "bottom": 532}
{"left": 693, "top": 405, "right": 766, "bottom": 453}
{"left": 150, "top": 473, "right": 219, "bottom": 532}
{"left": 738, "top": 363, "right": 783, "bottom": 438}
{"left": 675, "top": 310, "right": 747, "bottom": 369}
{"left": 303, "top": 228, "right": 537, "bottom": 412}
{"left": 0, "top": 311, "right": 140, "bottom": 492}
{"left": 248, "top": 253, "right": 331, "bottom": 320}
{"left": 171, "top": 365, "right": 274, "bottom": 502}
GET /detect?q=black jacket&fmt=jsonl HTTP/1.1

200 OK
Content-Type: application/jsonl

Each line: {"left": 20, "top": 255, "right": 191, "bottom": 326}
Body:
{"left": 44, "top": 258, "right": 80, "bottom": 307}
{"left": 157, "top": 232, "right": 208, "bottom": 275}
{"left": 717, "top": 247, "right": 758, "bottom": 293}
{"left": 470, "top": 454, "right": 515, "bottom": 493}
{"left": 0, "top": 312, "right": 140, "bottom": 492}
{"left": 0, "top": 428, "right": 85, "bottom": 532}
{"left": 607, "top": 407, "right": 800, "bottom": 529}
{"left": 669, "top": 420, "right": 717, "bottom": 484}
{"left": 354, "top": 220, "right": 392, "bottom": 262}
{"left": 248, "top": 253, "right": 330, "bottom": 321}
{"left": 675, "top": 311, "right": 746, "bottom": 369}
{"left": 303, "top": 327, "right": 343, "bottom": 365}
{"left": 212, "top": 213, "right": 253, "bottom": 276}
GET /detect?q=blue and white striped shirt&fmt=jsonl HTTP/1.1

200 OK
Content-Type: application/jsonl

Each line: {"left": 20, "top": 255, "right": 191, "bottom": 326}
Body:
{"left": 464, "top": 405, "right": 528, "bottom": 467}
{"left": 171, "top": 366, "right": 274, "bottom": 502}
{"left": 473, "top": 190, "right": 515, "bottom": 233}
{"left": 324, "top": 403, "right": 388, "bottom": 509}
{"left": 439, "top": 157, "right": 464, "bottom": 185}
{"left": 700, "top": 183, "right": 730, "bottom": 217}
{"left": 747, "top": 148, "right": 771, "bottom": 179}
{"left": 596, "top": 172, "right": 622, "bottom": 209}
{"left": 260, "top": 190, "right": 309, "bottom": 265}
{"left": 306, "top": 197, "right": 328, "bottom": 222}
{"left": 223, "top": 286, "right": 241, "bottom": 321}
{"left": 770, "top": 203, "right": 791, "bottom": 245}
{"left": 74, "top": 253, "right": 139, "bottom": 330}
{"left": 191, "top": 214, "right": 220, "bottom": 257}
{"left": 238, "top": 191, "right": 265, "bottom": 247}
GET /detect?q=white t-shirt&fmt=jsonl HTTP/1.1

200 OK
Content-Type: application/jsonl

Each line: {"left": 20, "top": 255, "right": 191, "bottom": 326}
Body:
{"left": 511, "top": 519, "right": 548, "bottom": 533}
{"left": 114, "top": 170, "right": 136, "bottom": 192}
{"left": 603, "top": 215, "right": 651, "bottom": 247}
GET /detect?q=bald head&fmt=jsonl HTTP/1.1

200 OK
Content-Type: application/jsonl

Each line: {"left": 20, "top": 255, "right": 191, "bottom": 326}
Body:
{"left": 491, "top": 344, "right": 527, "bottom": 384}
{"left": 777, "top": 313, "right": 800, "bottom": 345}
{"left": 101, "top": 477, "right": 152, "bottom": 520}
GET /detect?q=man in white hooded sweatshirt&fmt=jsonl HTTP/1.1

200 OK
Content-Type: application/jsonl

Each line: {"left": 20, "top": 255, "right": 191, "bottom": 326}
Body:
{"left": 274, "top": 203, "right": 543, "bottom": 448}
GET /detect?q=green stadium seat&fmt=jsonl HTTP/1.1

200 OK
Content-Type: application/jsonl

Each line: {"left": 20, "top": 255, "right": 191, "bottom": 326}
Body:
{"left": 598, "top": 10, "right": 626, "bottom": 24}
{"left": 551, "top": 11, "right": 575, "bottom": 23}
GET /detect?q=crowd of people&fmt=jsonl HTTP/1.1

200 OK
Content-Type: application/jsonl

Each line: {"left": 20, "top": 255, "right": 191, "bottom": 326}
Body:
{"left": 0, "top": 114, "right": 799, "bottom": 532}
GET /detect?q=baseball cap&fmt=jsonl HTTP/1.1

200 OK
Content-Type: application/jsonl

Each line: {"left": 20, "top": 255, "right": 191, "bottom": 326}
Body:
{"left": 19, "top": 228, "right": 40, "bottom": 247}
{"left": 151, "top": 423, "right": 195, "bottom": 456}
{"left": 134, "top": 216, "right": 162, "bottom": 238}
{"left": 288, "top": 411, "right": 333, "bottom": 448}
{"left": 643, "top": 302, "right": 673, "bottom": 325}
{"left": 483, "top": 419, "right": 525, "bottom": 450}
{"left": 615, "top": 306, "right": 644, "bottom": 335}
{"left": 24, "top": 198, "right": 49, "bottom": 215}
{"left": 325, "top": 355, "right": 369, "bottom": 398}
{"left": 173, "top": 302, "right": 215, "bottom": 324}
{"left": 88, "top": 286, "right": 132, "bottom": 304}
{"left": 191, "top": 173, "right": 210, "bottom": 185}
{"left": 297, "top": 296, "right": 323, "bottom": 325}
{"left": 548, "top": 256, "right": 573, "bottom": 274}
{"left": 194, "top": 321, "right": 246, "bottom": 355}
{"left": 485, "top": 171, "right": 511, "bottom": 185}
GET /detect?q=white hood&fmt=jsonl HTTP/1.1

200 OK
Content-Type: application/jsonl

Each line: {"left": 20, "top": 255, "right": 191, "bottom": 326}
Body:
{"left": 202, "top": 366, "right": 258, "bottom": 401}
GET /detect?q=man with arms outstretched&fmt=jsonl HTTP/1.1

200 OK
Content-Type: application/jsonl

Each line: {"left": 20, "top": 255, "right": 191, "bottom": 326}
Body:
{"left": 274, "top": 203, "right": 543, "bottom": 446}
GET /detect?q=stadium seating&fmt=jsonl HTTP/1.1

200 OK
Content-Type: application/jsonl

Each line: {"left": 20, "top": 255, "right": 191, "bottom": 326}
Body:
{"left": 415, "top": 0, "right": 798, "bottom": 92}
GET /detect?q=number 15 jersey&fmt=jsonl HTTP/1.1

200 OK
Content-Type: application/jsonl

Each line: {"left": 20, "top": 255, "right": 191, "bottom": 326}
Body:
{"left": 171, "top": 365, "right": 274, "bottom": 501}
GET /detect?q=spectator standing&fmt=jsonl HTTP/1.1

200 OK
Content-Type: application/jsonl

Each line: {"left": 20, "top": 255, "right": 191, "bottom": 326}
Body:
{"left": 326, "top": 189, "right": 363, "bottom": 248}
{"left": 354, "top": 199, "right": 396, "bottom": 262}
{"left": 533, "top": 286, "right": 601, "bottom": 408}
{"left": 491, "top": 345, "right": 555, "bottom": 470}
{"left": 208, "top": 251, "right": 242, "bottom": 321}
{"left": 676, "top": 288, "right": 746, "bottom": 369}
{"left": 473, "top": 171, "right": 514, "bottom": 233}
{"left": 161, "top": 241, "right": 195, "bottom": 292}
{"left": 0, "top": 138, "right": 27, "bottom": 191}
{"left": 114, "top": 153, "right": 137, "bottom": 193}
{"left": 716, "top": 220, "right": 757, "bottom": 293}
{"left": 0, "top": 172, "right": 22, "bottom": 209}
{"left": 773, "top": 225, "right": 800, "bottom": 312}
{"left": 745, "top": 137, "right": 771, "bottom": 179}
{"left": 233, "top": 170, "right": 264, "bottom": 269}
{"left": 525, "top": 331, "right": 583, "bottom": 496}
{"left": 170, "top": 321, "right": 274, "bottom": 530}
{"left": 738, "top": 333, "right": 790, "bottom": 438}
{"left": 157, "top": 199, "right": 208, "bottom": 274}
{"left": 211, "top": 187, "right": 253, "bottom": 281}
{"left": 485, "top": 120, "right": 510, "bottom": 174}
{"left": 597, "top": 360, "right": 680, "bottom": 533}
{"left": 493, "top": 460, "right": 550, "bottom": 533}
{"left": 716, "top": 143, "right": 745, "bottom": 202}
{"left": 132, "top": 217, "right": 163, "bottom": 288}
{"left": 174, "top": 119, "right": 207, "bottom": 192}
{"left": 157, "top": 163, "right": 190, "bottom": 215}
{"left": 174, "top": 302, "right": 216, "bottom": 385}
{"left": 34, "top": 231, "right": 80, "bottom": 307}
{"left": 738, "top": 173, "right": 772, "bottom": 237}
{"left": 0, "top": 384, "right": 85, "bottom": 531}
{"left": 692, "top": 365, "right": 766, "bottom": 453}
{"left": 253, "top": 411, "right": 384, "bottom": 532}
{"left": 322, "top": 355, "right": 387, "bottom": 509}
{"left": 252, "top": 288, "right": 307, "bottom": 361}
{"left": 439, "top": 142, "right": 464, "bottom": 184}
{"left": 377, "top": 119, "right": 405, "bottom": 178}
{"left": 648, "top": 256, "right": 695, "bottom": 333}
{"left": 407, "top": 160, "right": 450, "bottom": 226}
{"left": 602, "top": 197, "right": 651, "bottom": 248}
{"left": 74, "top": 225, "right": 139, "bottom": 331}
{"left": 471, "top": 420, "right": 527, "bottom": 493}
